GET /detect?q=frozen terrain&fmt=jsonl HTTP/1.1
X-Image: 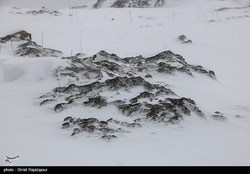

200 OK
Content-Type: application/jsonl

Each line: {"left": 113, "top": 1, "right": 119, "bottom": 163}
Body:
{"left": 0, "top": 0, "right": 250, "bottom": 166}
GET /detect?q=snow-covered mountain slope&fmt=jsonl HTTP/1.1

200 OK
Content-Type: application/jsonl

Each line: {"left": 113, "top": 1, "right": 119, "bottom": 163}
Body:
{"left": 1, "top": 0, "right": 250, "bottom": 166}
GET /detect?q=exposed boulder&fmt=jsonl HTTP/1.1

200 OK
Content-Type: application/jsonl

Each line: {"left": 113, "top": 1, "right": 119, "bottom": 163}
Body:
{"left": 178, "top": 35, "right": 192, "bottom": 44}
{"left": 61, "top": 122, "right": 70, "bottom": 129}
{"left": 145, "top": 74, "right": 152, "bottom": 78}
{"left": 64, "top": 116, "right": 74, "bottom": 123}
{"left": 211, "top": 111, "right": 226, "bottom": 120}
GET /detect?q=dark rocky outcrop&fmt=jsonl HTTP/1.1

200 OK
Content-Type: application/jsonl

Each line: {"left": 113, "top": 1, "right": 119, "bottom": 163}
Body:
{"left": 15, "top": 41, "right": 63, "bottom": 57}
{"left": 95, "top": 60, "right": 122, "bottom": 73}
{"left": 145, "top": 74, "right": 152, "bottom": 78}
{"left": 110, "top": 0, "right": 166, "bottom": 8}
{"left": 84, "top": 96, "right": 108, "bottom": 108}
{"left": 64, "top": 116, "right": 74, "bottom": 123}
{"left": 119, "top": 97, "right": 204, "bottom": 123}
{"left": 51, "top": 76, "right": 175, "bottom": 104}
{"left": 40, "top": 99, "right": 54, "bottom": 106}
{"left": 211, "top": 111, "right": 226, "bottom": 120}
{"left": 59, "top": 57, "right": 103, "bottom": 80}
{"left": 61, "top": 122, "right": 70, "bottom": 129}
{"left": 25, "top": 7, "right": 61, "bottom": 16}
{"left": 111, "top": 0, "right": 129, "bottom": 8}
{"left": 178, "top": 35, "right": 192, "bottom": 44}
{"left": 10, "top": 7, "right": 61, "bottom": 16}
{"left": 92, "top": 0, "right": 166, "bottom": 9}
{"left": 145, "top": 51, "right": 215, "bottom": 78}
{"left": 0, "top": 30, "right": 31, "bottom": 42}
{"left": 39, "top": 50, "right": 216, "bottom": 139}
{"left": 0, "top": 30, "right": 63, "bottom": 57}
{"left": 54, "top": 103, "right": 70, "bottom": 112}
{"left": 101, "top": 135, "right": 117, "bottom": 140}
{"left": 61, "top": 117, "right": 139, "bottom": 139}
{"left": 59, "top": 50, "right": 215, "bottom": 79}
{"left": 93, "top": 0, "right": 106, "bottom": 9}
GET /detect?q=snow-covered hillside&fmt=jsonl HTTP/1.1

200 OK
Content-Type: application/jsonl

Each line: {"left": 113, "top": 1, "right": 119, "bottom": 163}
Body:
{"left": 0, "top": 0, "right": 250, "bottom": 166}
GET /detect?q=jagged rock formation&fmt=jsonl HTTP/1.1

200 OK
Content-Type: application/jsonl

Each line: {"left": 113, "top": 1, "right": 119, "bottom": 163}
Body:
{"left": 60, "top": 50, "right": 216, "bottom": 81}
{"left": 93, "top": 0, "right": 166, "bottom": 9}
{"left": 40, "top": 50, "right": 216, "bottom": 139}
{"left": 119, "top": 97, "right": 203, "bottom": 123}
{"left": 0, "top": 30, "right": 63, "bottom": 57}
{"left": 61, "top": 116, "right": 141, "bottom": 140}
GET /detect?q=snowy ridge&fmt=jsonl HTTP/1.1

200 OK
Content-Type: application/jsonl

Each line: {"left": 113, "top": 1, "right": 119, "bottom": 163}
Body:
{"left": 93, "top": 0, "right": 166, "bottom": 8}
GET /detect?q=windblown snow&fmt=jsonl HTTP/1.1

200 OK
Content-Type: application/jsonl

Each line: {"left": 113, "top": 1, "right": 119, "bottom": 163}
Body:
{"left": 0, "top": 0, "right": 250, "bottom": 166}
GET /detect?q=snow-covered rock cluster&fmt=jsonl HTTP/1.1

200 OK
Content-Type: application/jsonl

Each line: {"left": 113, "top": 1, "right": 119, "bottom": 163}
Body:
{"left": 61, "top": 116, "right": 141, "bottom": 140}
{"left": 40, "top": 50, "right": 216, "bottom": 139}
{"left": 0, "top": 30, "right": 219, "bottom": 140}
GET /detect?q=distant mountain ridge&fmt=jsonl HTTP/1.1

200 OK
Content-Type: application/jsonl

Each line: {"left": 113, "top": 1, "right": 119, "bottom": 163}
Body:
{"left": 92, "top": 0, "right": 166, "bottom": 8}
{"left": 0, "top": 0, "right": 166, "bottom": 9}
